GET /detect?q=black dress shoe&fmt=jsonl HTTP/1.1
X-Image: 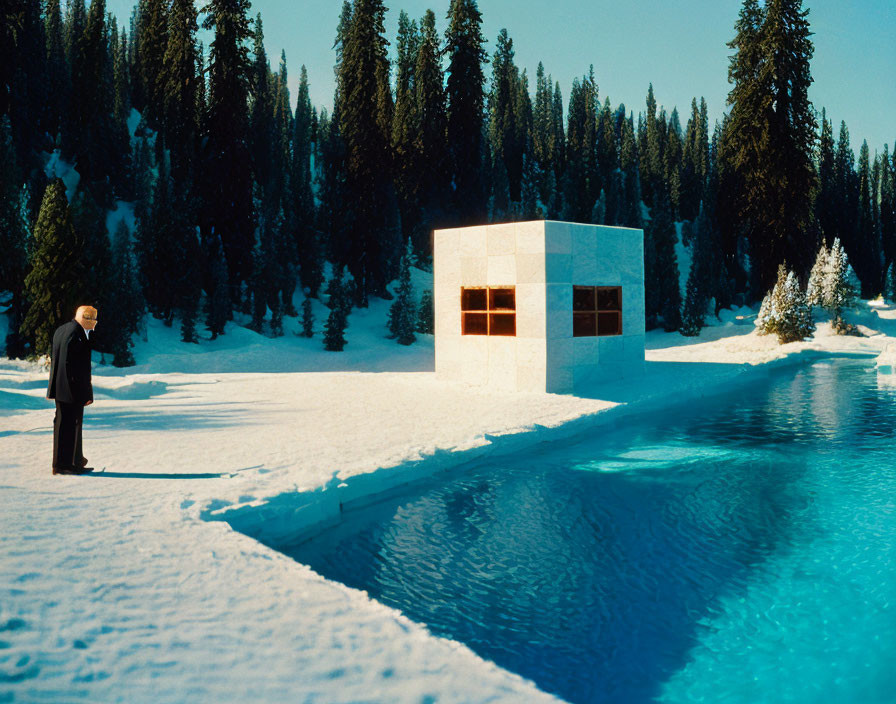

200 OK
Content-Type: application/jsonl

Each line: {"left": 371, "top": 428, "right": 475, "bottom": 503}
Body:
{"left": 80, "top": 457, "right": 89, "bottom": 467}
{"left": 53, "top": 466, "right": 82, "bottom": 475}
{"left": 53, "top": 466, "right": 94, "bottom": 475}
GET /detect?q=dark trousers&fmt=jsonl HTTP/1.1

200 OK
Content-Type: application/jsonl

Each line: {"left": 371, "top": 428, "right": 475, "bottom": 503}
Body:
{"left": 52, "top": 401, "right": 84, "bottom": 469}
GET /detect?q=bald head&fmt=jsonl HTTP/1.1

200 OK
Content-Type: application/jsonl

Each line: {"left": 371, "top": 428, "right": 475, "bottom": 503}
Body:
{"left": 75, "top": 306, "right": 98, "bottom": 331}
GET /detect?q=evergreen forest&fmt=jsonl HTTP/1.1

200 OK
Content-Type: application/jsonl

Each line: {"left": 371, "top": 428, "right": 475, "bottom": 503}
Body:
{"left": 1, "top": 0, "right": 893, "bottom": 365}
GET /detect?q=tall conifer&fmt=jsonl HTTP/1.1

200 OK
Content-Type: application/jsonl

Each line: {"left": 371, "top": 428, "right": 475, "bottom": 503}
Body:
{"left": 339, "top": 0, "right": 400, "bottom": 304}
{"left": 201, "top": 0, "right": 254, "bottom": 303}
{"left": 445, "top": 0, "right": 488, "bottom": 225}
{"left": 21, "top": 179, "right": 86, "bottom": 356}
{"left": 162, "top": 0, "right": 199, "bottom": 182}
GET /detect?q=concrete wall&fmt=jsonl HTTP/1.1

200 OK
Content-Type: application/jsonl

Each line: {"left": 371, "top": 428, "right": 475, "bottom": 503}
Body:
{"left": 434, "top": 220, "right": 644, "bottom": 394}
{"left": 544, "top": 222, "right": 645, "bottom": 394}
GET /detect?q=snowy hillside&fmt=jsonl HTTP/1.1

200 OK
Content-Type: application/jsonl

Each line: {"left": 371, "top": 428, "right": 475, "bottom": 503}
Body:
{"left": 3, "top": 297, "right": 896, "bottom": 702}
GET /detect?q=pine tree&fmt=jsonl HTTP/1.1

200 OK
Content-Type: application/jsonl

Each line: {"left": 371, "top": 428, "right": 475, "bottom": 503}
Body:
{"left": 0, "top": 117, "right": 28, "bottom": 358}
{"left": 339, "top": 0, "right": 400, "bottom": 304}
{"left": 292, "top": 65, "right": 322, "bottom": 297}
{"left": 412, "top": 9, "right": 449, "bottom": 258}
{"left": 248, "top": 14, "right": 274, "bottom": 195}
{"left": 200, "top": 0, "right": 254, "bottom": 302}
{"left": 806, "top": 241, "right": 828, "bottom": 308}
{"left": 136, "top": 0, "right": 168, "bottom": 126}
{"left": 823, "top": 238, "right": 858, "bottom": 333}
{"left": 648, "top": 191, "right": 681, "bottom": 331}
{"left": 679, "top": 205, "right": 715, "bottom": 336}
{"left": 171, "top": 190, "right": 202, "bottom": 342}
{"left": 416, "top": 288, "right": 434, "bottom": 334}
{"left": 21, "top": 179, "right": 86, "bottom": 356}
{"left": 162, "top": 0, "right": 199, "bottom": 182}
{"left": 109, "top": 21, "right": 133, "bottom": 198}
{"left": 679, "top": 276, "right": 703, "bottom": 337}
{"left": 643, "top": 84, "right": 663, "bottom": 205}
{"left": 488, "top": 29, "right": 523, "bottom": 204}
{"left": 323, "top": 269, "right": 348, "bottom": 351}
{"left": 756, "top": 265, "right": 814, "bottom": 343}
{"left": 104, "top": 220, "right": 142, "bottom": 365}
{"left": 856, "top": 140, "right": 883, "bottom": 296}
{"left": 562, "top": 70, "right": 598, "bottom": 222}
{"left": 886, "top": 262, "right": 896, "bottom": 303}
{"left": 388, "top": 240, "right": 416, "bottom": 345}
{"left": 881, "top": 145, "right": 896, "bottom": 273}
{"left": 815, "top": 110, "right": 837, "bottom": 244}
{"left": 8, "top": 0, "right": 47, "bottom": 179}
{"left": 833, "top": 121, "right": 858, "bottom": 272}
{"left": 726, "top": 0, "right": 818, "bottom": 294}
{"left": 445, "top": 0, "right": 488, "bottom": 225}
{"left": 205, "top": 236, "right": 230, "bottom": 339}
{"left": 69, "top": 189, "right": 113, "bottom": 347}
{"left": 620, "top": 114, "right": 643, "bottom": 230}
{"left": 44, "top": 0, "right": 69, "bottom": 144}
{"left": 67, "top": 0, "right": 117, "bottom": 201}
{"left": 300, "top": 296, "right": 314, "bottom": 338}
{"left": 248, "top": 226, "right": 267, "bottom": 333}
{"left": 391, "top": 10, "right": 420, "bottom": 246}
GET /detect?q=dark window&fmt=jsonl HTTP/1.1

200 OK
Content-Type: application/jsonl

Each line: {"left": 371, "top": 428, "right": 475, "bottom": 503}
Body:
{"left": 461, "top": 287, "right": 516, "bottom": 336}
{"left": 573, "top": 312, "right": 597, "bottom": 337}
{"left": 572, "top": 286, "right": 623, "bottom": 337}
{"left": 489, "top": 287, "right": 515, "bottom": 310}
{"left": 462, "top": 288, "right": 488, "bottom": 311}
{"left": 573, "top": 286, "right": 595, "bottom": 312}
{"left": 489, "top": 313, "right": 516, "bottom": 336}
{"left": 462, "top": 313, "right": 488, "bottom": 335}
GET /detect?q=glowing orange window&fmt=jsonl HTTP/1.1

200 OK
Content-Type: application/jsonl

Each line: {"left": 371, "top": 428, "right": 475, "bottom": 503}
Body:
{"left": 461, "top": 287, "right": 516, "bottom": 336}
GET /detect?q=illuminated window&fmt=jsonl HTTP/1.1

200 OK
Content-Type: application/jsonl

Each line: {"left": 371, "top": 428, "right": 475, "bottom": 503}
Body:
{"left": 461, "top": 287, "right": 516, "bottom": 336}
{"left": 573, "top": 286, "right": 622, "bottom": 337}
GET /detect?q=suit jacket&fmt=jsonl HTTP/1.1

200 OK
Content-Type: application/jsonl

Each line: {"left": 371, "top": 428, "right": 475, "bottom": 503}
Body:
{"left": 47, "top": 320, "right": 93, "bottom": 405}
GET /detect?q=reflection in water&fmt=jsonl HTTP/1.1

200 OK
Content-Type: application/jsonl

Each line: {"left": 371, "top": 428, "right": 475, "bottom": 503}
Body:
{"left": 278, "top": 360, "right": 896, "bottom": 704}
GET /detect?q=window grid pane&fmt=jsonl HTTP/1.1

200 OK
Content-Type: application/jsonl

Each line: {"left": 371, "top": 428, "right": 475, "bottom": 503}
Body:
{"left": 573, "top": 312, "right": 597, "bottom": 337}
{"left": 573, "top": 286, "right": 596, "bottom": 312}
{"left": 489, "top": 313, "right": 516, "bottom": 336}
{"left": 462, "top": 312, "right": 488, "bottom": 335}
{"left": 461, "top": 288, "right": 488, "bottom": 311}
{"left": 489, "top": 288, "right": 516, "bottom": 311}
{"left": 597, "top": 311, "right": 621, "bottom": 336}
{"left": 572, "top": 285, "right": 623, "bottom": 337}
{"left": 460, "top": 287, "right": 516, "bottom": 336}
{"left": 596, "top": 287, "right": 621, "bottom": 311}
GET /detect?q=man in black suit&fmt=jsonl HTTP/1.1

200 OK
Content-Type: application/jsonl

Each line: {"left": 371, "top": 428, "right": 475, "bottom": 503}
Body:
{"left": 47, "top": 305, "right": 98, "bottom": 475}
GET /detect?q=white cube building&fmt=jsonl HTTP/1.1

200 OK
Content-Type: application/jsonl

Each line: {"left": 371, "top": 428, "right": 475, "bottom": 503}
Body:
{"left": 433, "top": 220, "right": 645, "bottom": 395}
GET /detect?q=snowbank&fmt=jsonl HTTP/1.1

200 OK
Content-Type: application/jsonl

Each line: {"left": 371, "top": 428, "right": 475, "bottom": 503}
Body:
{"left": 2, "top": 299, "right": 895, "bottom": 702}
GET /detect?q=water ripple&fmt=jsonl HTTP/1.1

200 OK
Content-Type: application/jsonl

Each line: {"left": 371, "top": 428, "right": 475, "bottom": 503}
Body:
{"left": 289, "top": 360, "right": 896, "bottom": 704}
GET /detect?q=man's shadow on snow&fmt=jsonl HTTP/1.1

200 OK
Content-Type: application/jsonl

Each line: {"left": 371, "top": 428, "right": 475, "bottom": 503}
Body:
{"left": 87, "top": 471, "right": 226, "bottom": 479}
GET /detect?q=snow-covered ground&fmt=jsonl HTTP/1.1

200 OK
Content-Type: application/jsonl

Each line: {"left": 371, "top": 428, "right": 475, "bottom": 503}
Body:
{"left": 3, "top": 297, "right": 896, "bottom": 703}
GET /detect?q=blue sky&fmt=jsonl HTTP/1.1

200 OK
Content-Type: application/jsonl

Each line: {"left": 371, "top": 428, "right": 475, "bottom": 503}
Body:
{"left": 105, "top": 0, "right": 894, "bottom": 154}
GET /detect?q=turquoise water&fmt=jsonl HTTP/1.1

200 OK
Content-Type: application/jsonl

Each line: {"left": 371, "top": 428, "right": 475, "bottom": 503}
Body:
{"left": 284, "top": 359, "right": 896, "bottom": 704}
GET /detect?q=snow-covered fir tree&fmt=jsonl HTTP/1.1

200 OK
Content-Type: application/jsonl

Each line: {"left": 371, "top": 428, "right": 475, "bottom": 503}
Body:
{"left": 822, "top": 238, "right": 858, "bottom": 334}
{"left": 806, "top": 241, "right": 828, "bottom": 308}
{"left": 756, "top": 264, "right": 815, "bottom": 344}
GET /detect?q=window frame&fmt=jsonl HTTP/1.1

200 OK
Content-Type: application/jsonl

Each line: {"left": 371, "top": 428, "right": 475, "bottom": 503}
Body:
{"left": 461, "top": 286, "right": 516, "bottom": 336}
{"left": 572, "top": 285, "right": 622, "bottom": 337}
